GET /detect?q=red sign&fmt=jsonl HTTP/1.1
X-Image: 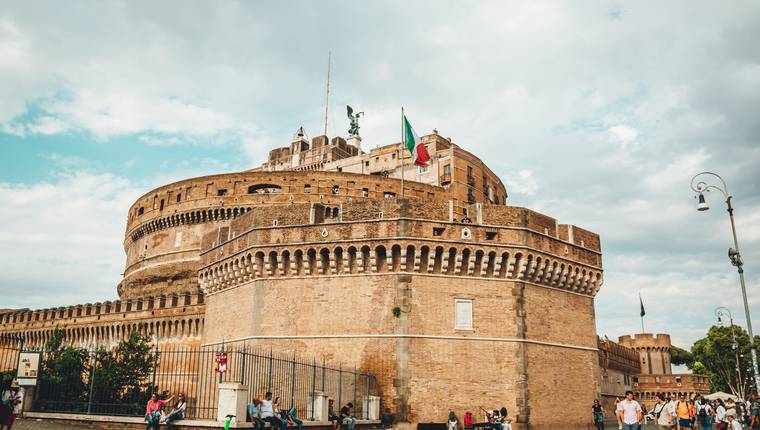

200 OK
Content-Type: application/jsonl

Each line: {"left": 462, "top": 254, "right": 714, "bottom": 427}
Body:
{"left": 215, "top": 351, "right": 228, "bottom": 373}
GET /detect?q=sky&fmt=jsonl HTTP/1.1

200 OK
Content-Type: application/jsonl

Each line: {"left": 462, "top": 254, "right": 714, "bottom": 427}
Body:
{"left": 1, "top": 1, "right": 759, "bottom": 351}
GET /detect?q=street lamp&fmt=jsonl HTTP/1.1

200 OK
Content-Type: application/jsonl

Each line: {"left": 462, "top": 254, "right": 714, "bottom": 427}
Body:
{"left": 692, "top": 171, "right": 760, "bottom": 393}
{"left": 716, "top": 307, "right": 743, "bottom": 395}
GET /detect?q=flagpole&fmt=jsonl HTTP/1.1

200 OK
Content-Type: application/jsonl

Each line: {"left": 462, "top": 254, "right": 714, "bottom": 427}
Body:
{"left": 401, "top": 106, "right": 405, "bottom": 199}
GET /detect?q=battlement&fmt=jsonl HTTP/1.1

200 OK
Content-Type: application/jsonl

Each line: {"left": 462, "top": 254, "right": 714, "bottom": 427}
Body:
{"left": 0, "top": 292, "right": 204, "bottom": 326}
{"left": 618, "top": 333, "right": 672, "bottom": 349}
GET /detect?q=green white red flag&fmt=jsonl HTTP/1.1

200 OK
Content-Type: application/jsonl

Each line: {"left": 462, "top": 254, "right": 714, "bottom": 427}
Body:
{"left": 403, "top": 115, "right": 430, "bottom": 167}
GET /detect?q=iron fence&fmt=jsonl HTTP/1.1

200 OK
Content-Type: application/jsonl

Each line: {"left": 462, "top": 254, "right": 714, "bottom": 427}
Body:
{"left": 31, "top": 342, "right": 379, "bottom": 421}
{"left": 0, "top": 336, "right": 22, "bottom": 381}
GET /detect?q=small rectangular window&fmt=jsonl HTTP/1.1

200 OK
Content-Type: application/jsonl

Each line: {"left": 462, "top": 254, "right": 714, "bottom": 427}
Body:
{"left": 392, "top": 153, "right": 396, "bottom": 159}
{"left": 365, "top": 161, "right": 369, "bottom": 167}
{"left": 159, "top": 199, "right": 164, "bottom": 211}
{"left": 176, "top": 194, "right": 181, "bottom": 203}
{"left": 383, "top": 192, "right": 396, "bottom": 199}
{"left": 362, "top": 188, "right": 369, "bottom": 197}
{"left": 418, "top": 166, "right": 429, "bottom": 174}
{"left": 485, "top": 231, "right": 497, "bottom": 240}
{"left": 217, "top": 189, "right": 228, "bottom": 196}
{"left": 455, "top": 298, "right": 473, "bottom": 331}
{"left": 304, "top": 184, "right": 311, "bottom": 193}
{"left": 433, "top": 227, "right": 445, "bottom": 236}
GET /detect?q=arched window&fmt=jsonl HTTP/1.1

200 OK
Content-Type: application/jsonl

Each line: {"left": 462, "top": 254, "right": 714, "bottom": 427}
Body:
{"left": 248, "top": 184, "right": 282, "bottom": 194}
{"left": 138, "top": 207, "right": 144, "bottom": 216}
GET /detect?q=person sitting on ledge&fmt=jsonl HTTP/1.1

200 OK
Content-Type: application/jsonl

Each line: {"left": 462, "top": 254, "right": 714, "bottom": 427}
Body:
{"left": 145, "top": 392, "right": 173, "bottom": 430}
{"left": 328, "top": 399, "right": 341, "bottom": 430}
{"left": 381, "top": 408, "right": 395, "bottom": 429}
{"left": 341, "top": 402, "right": 358, "bottom": 430}
{"left": 247, "top": 397, "right": 265, "bottom": 430}
{"left": 163, "top": 392, "right": 186, "bottom": 430}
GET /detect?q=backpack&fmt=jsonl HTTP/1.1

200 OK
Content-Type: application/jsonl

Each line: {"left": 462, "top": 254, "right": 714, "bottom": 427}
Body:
{"left": 699, "top": 404, "right": 708, "bottom": 419}
{"left": 464, "top": 411, "right": 474, "bottom": 427}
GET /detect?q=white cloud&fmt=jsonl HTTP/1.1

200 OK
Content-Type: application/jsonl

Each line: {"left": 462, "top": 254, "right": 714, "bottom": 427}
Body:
{"left": 0, "top": 171, "right": 142, "bottom": 308}
{"left": 608, "top": 125, "right": 639, "bottom": 147}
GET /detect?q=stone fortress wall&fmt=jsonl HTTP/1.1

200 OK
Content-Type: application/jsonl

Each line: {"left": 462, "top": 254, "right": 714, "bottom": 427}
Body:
{"left": 618, "top": 333, "right": 672, "bottom": 375}
{"left": 196, "top": 189, "right": 604, "bottom": 428}
{"left": 0, "top": 293, "right": 205, "bottom": 350}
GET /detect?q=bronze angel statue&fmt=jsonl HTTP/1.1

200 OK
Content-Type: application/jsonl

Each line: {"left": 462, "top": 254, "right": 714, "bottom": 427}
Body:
{"left": 347, "top": 105, "right": 364, "bottom": 137}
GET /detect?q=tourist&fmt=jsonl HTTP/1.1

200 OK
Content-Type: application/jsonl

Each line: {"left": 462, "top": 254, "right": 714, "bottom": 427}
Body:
{"left": 616, "top": 398, "right": 624, "bottom": 430}
{"left": 145, "top": 392, "right": 173, "bottom": 430}
{"left": 700, "top": 398, "right": 715, "bottom": 430}
{"left": 260, "top": 392, "right": 281, "bottom": 429}
{"left": 716, "top": 399, "right": 728, "bottom": 430}
{"left": 616, "top": 390, "right": 643, "bottom": 430}
{"left": 654, "top": 393, "right": 675, "bottom": 430}
{"left": 381, "top": 408, "right": 394, "bottom": 428}
{"left": 593, "top": 399, "right": 605, "bottom": 430}
{"left": 448, "top": 411, "right": 460, "bottom": 430}
{"left": 690, "top": 400, "right": 698, "bottom": 428}
{"left": 272, "top": 397, "right": 288, "bottom": 430}
{"left": 749, "top": 395, "right": 759, "bottom": 429}
{"left": 671, "top": 395, "right": 680, "bottom": 430}
{"left": 162, "top": 392, "right": 186, "bottom": 430}
{"left": 328, "top": 399, "right": 341, "bottom": 430}
{"left": 727, "top": 410, "right": 742, "bottom": 430}
{"left": 677, "top": 396, "right": 692, "bottom": 430}
{"left": 0, "top": 380, "right": 23, "bottom": 430}
{"left": 247, "top": 398, "right": 265, "bottom": 430}
{"left": 498, "top": 407, "right": 512, "bottom": 430}
{"left": 286, "top": 405, "right": 303, "bottom": 430}
{"left": 341, "top": 402, "right": 358, "bottom": 430}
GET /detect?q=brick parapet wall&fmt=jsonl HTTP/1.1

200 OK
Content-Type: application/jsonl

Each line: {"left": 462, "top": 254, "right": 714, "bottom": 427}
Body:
{"left": 0, "top": 293, "right": 205, "bottom": 349}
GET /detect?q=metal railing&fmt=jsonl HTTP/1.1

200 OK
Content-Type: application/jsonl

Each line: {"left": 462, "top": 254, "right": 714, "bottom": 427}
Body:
{"left": 31, "top": 342, "right": 379, "bottom": 421}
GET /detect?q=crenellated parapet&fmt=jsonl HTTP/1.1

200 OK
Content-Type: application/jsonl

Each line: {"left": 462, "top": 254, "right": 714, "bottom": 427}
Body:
{"left": 618, "top": 333, "right": 672, "bottom": 375}
{"left": 197, "top": 198, "right": 603, "bottom": 297}
{"left": 0, "top": 293, "right": 206, "bottom": 349}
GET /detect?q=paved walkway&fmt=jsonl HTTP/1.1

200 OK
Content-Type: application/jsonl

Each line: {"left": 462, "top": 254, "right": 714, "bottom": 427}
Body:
{"left": 13, "top": 418, "right": 94, "bottom": 430}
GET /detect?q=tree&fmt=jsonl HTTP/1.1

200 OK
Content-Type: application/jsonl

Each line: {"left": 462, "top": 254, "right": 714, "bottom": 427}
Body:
{"left": 671, "top": 345, "right": 694, "bottom": 366}
{"left": 37, "top": 328, "right": 89, "bottom": 411}
{"left": 91, "top": 330, "right": 155, "bottom": 414}
{"left": 690, "top": 324, "right": 753, "bottom": 399}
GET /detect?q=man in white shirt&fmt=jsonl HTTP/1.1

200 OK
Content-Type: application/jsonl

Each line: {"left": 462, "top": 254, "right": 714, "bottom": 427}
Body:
{"left": 727, "top": 410, "right": 742, "bottom": 430}
{"left": 616, "top": 390, "right": 643, "bottom": 430}
{"left": 654, "top": 393, "right": 675, "bottom": 430}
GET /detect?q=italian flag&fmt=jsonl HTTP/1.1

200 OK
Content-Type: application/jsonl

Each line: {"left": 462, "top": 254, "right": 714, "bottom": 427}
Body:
{"left": 403, "top": 115, "right": 431, "bottom": 167}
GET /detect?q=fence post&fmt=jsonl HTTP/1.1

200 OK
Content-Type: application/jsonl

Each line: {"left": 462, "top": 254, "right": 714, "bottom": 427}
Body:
{"left": 87, "top": 352, "right": 96, "bottom": 414}
{"left": 290, "top": 351, "right": 296, "bottom": 409}
{"left": 338, "top": 364, "right": 342, "bottom": 409}
{"left": 353, "top": 367, "right": 357, "bottom": 414}
{"left": 240, "top": 346, "right": 247, "bottom": 385}
{"left": 267, "top": 348, "right": 273, "bottom": 393}
{"left": 151, "top": 346, "right": 159, "bottom": 395}
{"left": 310, "top": 358, "right": 316, "bottom": 420}
{"left": 365, "top": 374, "right": 370, "bottom": 419}
{"left": 321, "top": 358, "right": 326, "bottom": 391}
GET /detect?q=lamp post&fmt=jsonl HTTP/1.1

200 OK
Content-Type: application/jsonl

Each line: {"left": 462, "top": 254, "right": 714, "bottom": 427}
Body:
{"left": 716, "top": 307, "right": 744, "bottom": 396}
{"left": 692, "top": 171, "right": 760, "bottom": 393}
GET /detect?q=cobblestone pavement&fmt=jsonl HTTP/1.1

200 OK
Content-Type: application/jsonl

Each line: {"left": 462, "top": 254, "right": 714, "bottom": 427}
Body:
{"left": 12, "top": 418, "right": 95, "bottom": 430}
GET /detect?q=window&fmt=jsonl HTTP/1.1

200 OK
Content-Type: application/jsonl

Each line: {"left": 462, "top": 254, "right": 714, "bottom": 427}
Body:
{"left": 138, "top": 207, "right": 144, "bottom": 216}
{"left": 454, "top": 298, "right": 473, "bottom": 331}
{"left": 418, "top": 166, "right": 429, "bottom": 174}
{"left": 337, "top": 167, "right": 342, "bottom": 172}
{"left": 332, "top": 185, "right": 340, "bottom": 194}
{"left": 248, "top": 184, "right": 282, "bottom": 194}
{"left": 485, "top": 231, "right": 497, "bottom": 240}
{"left": 176, "top": 194, "right": 181, "bottom": 203}
{"left": 159, "top": 199, "right": 164, "bottom": 211}
{"left": 304, "top": 184, "right": 311, "bottom": 193}
{"left": 392, "top": 153, "right": 396, "bottom": 159}
{"left": 365, "top": 161, "right": 369, "bottom": 167}
{"left": 383, "top": 192, "right": 396, "bottom": 199}
{"left": 217, "top": 189, "right": 228, "bottom": 196}
{"left": 433, "top": 227, "right": 445, "bottom": 236}
{"left": 443, "top": 164, "right": 451, "bottom": 176}
{"left": 362, "top": 188, "right": 369, "bottom": 197}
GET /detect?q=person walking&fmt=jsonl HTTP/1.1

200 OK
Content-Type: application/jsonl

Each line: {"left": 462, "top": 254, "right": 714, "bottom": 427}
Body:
{"left": 700, "top": 398, "right": 715, "bottom": 430}
{"left": 616, "top": 398, "right": 624, "bottom": 430}
{"left": 0, "top": 380, "right": 23, "bottom": 430}
{"left": 163, "top": 393, "right": 186, "bottom": 430}
{"left": 593, "top": 399, "right": 605, "bottom": 430}
{"left": 716, "top": 399, "right": 728, "bottom": 430}
{"left": 654, "top": 394, "right": 675, "bottom": 430}
{"left": 677, "top": 396, "right": 693, "bottom": 430}
{"left": 726, "top": 410, "right": 742, "bottom": 430}
{"left": 616, "top": 391, "right": 643, "bottom": 430}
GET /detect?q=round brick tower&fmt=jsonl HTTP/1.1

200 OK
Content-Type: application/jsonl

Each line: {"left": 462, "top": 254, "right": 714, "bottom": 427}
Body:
{"left": 618, "top": 333, "right": 672, "bottom": 375}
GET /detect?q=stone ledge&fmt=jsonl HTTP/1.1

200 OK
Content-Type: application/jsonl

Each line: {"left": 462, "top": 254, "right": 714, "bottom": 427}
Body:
{"left": 23, "top": 412, "right": 380, "bottom": 429}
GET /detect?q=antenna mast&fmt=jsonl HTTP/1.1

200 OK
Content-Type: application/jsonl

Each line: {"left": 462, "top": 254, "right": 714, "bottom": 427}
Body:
{"left": 323, "top": 51, "right": 331, "bottom": 137}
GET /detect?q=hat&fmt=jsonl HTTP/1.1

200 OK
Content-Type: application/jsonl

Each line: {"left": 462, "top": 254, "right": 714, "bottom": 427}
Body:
{"left": 10, "top": 380, "right": 20, "bottom": 388}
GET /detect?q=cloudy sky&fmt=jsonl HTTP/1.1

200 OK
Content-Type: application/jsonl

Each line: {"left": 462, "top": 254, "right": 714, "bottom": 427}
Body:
{"left": 1, "top": 1, "right": 759, "bottom": 350}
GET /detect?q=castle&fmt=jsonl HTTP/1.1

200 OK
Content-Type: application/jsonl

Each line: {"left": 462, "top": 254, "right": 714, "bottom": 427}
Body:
{"left": 1, "top": 126, "right": 607, "bottom": 428}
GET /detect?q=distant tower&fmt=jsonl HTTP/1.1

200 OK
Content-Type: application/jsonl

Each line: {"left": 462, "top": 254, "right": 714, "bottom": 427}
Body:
{"left": 618, "top": 333, "right": 672, "bottom": 375}
{"left": 290, "top": 127, "right": 309, "bottom": 169}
